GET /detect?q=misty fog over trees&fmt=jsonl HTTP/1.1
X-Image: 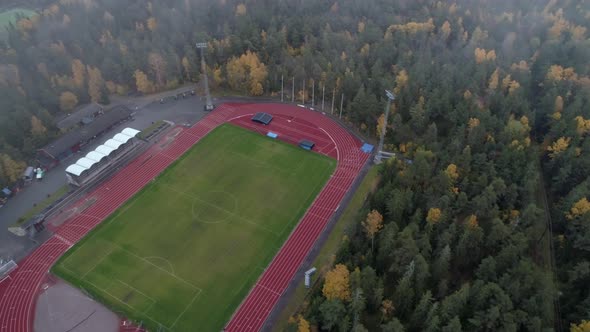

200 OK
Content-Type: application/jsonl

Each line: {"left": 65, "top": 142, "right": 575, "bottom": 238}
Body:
{"left": 0, "top": 0, "right": 589, "bottom": 331}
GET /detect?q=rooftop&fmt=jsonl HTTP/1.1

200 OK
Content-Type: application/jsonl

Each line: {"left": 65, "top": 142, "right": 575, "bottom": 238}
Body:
{"left": 39, "top": 106, "right": 132, "bottom": 159}
{"left": 66, "top": 126, "right": 140, "bottom": 177}
{"left": 55, "top": 103, "right": 104, "bottom": 130}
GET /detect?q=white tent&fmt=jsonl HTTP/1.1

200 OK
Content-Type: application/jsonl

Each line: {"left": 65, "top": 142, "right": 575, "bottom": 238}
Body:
{"left": 85, "top": 151, "right": 108, "bottom": 162}
{"left": 112, "top": 133, "right": 133, "bottom": 144}
{"left": 121, "top": 128, "right": 140, "bottom": 137}
{"left": 75, "top": 157, "right": 97, "bottom": 169}
{"left": 104, "top": 139, "right": 124, "bottom": 150}
{"left": 65, "top": 164, "right": 88, "bottom": 176}
{"left": 95, "top": 145, "right": 115, "bottom": 156}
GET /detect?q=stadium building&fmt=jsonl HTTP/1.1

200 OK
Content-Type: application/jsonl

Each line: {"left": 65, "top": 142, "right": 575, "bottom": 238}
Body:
{"left": 37, "top": 106, "right": 133, "bottom": 169}
{"left": 65, "top": 127, "right": 140, "bottom": 186}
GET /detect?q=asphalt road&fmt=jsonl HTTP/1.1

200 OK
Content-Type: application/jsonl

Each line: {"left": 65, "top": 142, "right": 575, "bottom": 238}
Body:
{"left": 0, "top": 91, "right": 209, "bottom": 262}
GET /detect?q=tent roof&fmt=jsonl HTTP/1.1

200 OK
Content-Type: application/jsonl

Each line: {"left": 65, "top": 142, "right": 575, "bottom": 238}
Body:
{"left": 95, "top": 145, "right": 115, "bottom": 156}
{"left": 66, "top": 164, "right": 88, "bottom": 176}
{"left": 104, "top": 139, "right": 124, "bottom": 150}
{"left": 86, "top": 151, "right": 107, "bottom": 162}
{"left": 112, "top": 133, "right": 133, "bottom": 144}
{"left": 121, "top": 128, "right": 140, "bottom": 137}
{"left": 75, "top": 157, "right": 97, "bottom": 169}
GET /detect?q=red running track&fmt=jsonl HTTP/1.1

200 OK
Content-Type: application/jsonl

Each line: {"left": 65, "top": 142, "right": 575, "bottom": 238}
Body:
{"left": 225, "top": 104, "right": 369, "bottom": 331}
{"left": 0, "top": 103, "right": 369, "bottom": 332}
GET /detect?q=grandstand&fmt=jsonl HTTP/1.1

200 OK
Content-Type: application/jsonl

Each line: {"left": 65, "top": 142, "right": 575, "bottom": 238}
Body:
{"left": 65, "top": 128, "right": 140, "bottom": 186}
{"left": 38, "top": 106, "right": 133, "bottom": 169}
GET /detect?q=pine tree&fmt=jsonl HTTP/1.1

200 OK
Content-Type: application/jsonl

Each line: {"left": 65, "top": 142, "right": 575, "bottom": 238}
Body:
{"left": 319, "top": 299, "right": 346, "bottom": 330}
{"left": 381, "top": 318, "right": 405, "bottom": 332}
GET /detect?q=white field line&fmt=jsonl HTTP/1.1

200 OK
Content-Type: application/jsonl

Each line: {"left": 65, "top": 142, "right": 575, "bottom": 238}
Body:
{"left": 59, "top": 262, "right": 78, "bottom": 277}
{"left": 60, "top": 244, "right": 112, "bottom": 279}
{"left": 111, "top": 243, "right": 201, "bottom": 293}
{"left": 117, "top": 279, "right": 157, "bottom": 303}
{"left": 258, "top": 284, "right": 281, "bottom": 296}
{"left": 230, "top": 266, "right": 266, "bottom": 297}
{"left": 83, "top": 277, "right": 167, "bottom": 329}
{"left": 143, "top": 256, "right": 176, "bottom": 275}
{"left": 162, "top": 183, "right": 280, "bottom": 237}
{"left": 141, "top": 302, "right": 155, "bottom": 315}
{"left": 82, "top": 248, "right": 113, "bottom": 278}
{"left": 169, "top": 289, "right": 203, "bottom": 329}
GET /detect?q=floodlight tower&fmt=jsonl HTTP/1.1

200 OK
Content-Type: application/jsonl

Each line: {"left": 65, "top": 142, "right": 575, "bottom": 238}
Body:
{"left": 196, "top": 42, "right": 214, "bottom": 111}
{"left": 374, "top": 90, "right": 395, "bottom": 164}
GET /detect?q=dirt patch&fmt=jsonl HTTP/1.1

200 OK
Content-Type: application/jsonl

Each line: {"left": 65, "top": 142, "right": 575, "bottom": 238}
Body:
{"left": 34, "top": 279, "right": 118, "bottom": 332}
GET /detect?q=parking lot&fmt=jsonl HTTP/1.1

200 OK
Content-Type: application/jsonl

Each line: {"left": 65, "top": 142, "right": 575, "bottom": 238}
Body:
{"left": 0, "top": 89, "right": 210, "bottom": 261}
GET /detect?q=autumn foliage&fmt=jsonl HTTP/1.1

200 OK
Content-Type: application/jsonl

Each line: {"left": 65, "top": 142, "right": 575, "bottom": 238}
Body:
{"left": 376, "top": 114, "right": 386, "bottom": 138}
{"left": 59, "top": 91, "right": 78, "bottom": 111}
{"left": 547, "top": 137, "right": 571, "bottom": 158}
{"left": 571, "top": 320, "right": 590, "bottom": 332}
{"left": 323, "top": 264, "right": 351, "bottom": 301}
{"left": 362, "top": 210, "right": 384, "bottom": 251}
{"left": 445, "top": 164, "right": 459, "bottom": 181}
{"left": 226, "top": 51, "right": 268, "bottom": 96}
{"left": 567, "top": 198, "right": 590, "bottom": 220}
{"left": 426, "top": 208, "right": 442, "bottom": 224}
{"left": 466, "top": 214, "right": 479, "bottom": 229}
{"left": 133, "top": 70, "right": 154, "bottom": 94}
{"left": 574, "top": 116, "right": 590, "bottom": 136}
{"left": 0, "top": 154, "right": 26, "bottom": 183}
{"left": 297, "top": 315, "right": 310, "bottom": 332}
{"left": 474, "top": 48, "right": 496, "bottom": 64}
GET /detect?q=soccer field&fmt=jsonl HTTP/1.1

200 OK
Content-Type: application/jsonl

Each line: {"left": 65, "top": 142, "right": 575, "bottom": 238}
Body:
{"left": 52, "top": 124, "right": 336, "bottom": 331}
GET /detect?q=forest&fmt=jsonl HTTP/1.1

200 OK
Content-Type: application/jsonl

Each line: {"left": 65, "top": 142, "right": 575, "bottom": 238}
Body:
{"left": 0, "top": 0, "right": 589, "bottom": 330}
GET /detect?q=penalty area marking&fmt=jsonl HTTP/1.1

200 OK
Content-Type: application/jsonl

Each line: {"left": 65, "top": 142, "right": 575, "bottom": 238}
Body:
{"left": 169, "top": 290, "right": 203, "bottom": 330}
{"left": 115, "top": 279, "right": 157, "bottom": 312}
{"left": 81, "top": 277, "right": 166, "bottom": 329}
{"left": 81, "top": 248, "right": 114, "bottom": 278}
{"left": 72, "top": 243, "right": 203, "bottom": 330}
{"left": 144, "top": 256, "right": 176, "bottom": 275}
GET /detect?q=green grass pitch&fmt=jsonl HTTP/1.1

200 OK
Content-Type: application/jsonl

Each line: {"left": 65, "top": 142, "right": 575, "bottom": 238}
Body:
{"left": 52, "top": 124, "right": 336, "bottom": 331}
